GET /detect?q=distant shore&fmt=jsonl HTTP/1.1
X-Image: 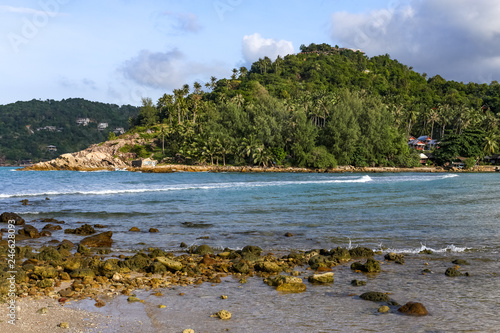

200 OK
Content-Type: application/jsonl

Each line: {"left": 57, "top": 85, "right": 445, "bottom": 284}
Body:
{"left": 20, "top": 163, "right": 499, "bottom": 173}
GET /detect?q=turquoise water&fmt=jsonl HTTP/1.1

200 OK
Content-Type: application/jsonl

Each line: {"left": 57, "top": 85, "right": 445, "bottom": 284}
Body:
{"left": 1, "top": 168, "right": 500, "bottom": 332}
{"left": 1, "top": 168, "right": 499, "bottom": 254}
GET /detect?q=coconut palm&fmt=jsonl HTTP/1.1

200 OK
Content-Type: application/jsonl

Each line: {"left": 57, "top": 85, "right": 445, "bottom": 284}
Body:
{"left": 427, "top": 107, "right": 440, "bottom": 139}
{"left": 484, "top": 131, "right": 499, "bottom": 155}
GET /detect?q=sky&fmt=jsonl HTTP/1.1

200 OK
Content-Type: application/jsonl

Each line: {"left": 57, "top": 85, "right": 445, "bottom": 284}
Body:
{"left": 2, "top": 0, "right": 500, "bottom": 106}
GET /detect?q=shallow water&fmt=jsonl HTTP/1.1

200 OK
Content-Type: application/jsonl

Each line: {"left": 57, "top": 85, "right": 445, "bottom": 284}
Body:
{"left": 1, "top": 168, "right": 500, "bottom": 331}
{"left": 71, "top": 253, "right": 500, "bottom": 333}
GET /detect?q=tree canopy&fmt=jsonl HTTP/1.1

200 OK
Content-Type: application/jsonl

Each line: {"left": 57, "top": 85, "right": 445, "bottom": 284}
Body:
{"left": 0, "top": 98, "right": 138, "bottom": 163}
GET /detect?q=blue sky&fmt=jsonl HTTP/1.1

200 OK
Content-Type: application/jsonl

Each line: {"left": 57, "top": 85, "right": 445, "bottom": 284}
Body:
{"left": 2, "top": 0, "right": 500, "bottom": 106}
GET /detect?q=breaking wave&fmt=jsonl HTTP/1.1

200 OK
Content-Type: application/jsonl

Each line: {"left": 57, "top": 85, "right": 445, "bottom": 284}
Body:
{"left": 0, "top": 175, "right": 373, "bottom": 198}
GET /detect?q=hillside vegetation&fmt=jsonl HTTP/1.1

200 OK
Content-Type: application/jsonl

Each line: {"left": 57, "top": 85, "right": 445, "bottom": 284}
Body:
{"left": 126, "top": 43, "right": 500, "bottom": 168}
{"left": 0, "top": 98, "right": 138, "bottom": 164}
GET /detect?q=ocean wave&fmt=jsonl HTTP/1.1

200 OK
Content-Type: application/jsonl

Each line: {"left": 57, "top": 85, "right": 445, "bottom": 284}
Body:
{"left": 380, "top": 243, "right": 471, "bottom": 254}
{"left": 376, "top": 173, "right": 459, "bottom": 183}
{"left": 0, "top": 175, "right": 372, "bottom": 198}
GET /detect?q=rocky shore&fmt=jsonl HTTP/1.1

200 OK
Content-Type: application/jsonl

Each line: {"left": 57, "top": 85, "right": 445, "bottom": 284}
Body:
{"left": 1, "top": 212, "right": 478, "bottom": 332}
{"left": 17, "top": 133, "right": 498, "bottom": 173}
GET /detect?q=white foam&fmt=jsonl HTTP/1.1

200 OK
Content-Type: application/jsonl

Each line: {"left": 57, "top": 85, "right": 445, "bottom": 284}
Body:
{"left": 0, "top": 176, "right": 373, "bottom": 198}
{"left": 380, "top": 243, "right": 471, "bottom": 254}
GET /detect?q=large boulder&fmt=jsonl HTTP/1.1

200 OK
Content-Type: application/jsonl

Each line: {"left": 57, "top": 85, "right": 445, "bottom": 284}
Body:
{"left": 42, "top": 224, "right": 62, "bottom": 231}
{"left": 265, "top": 275, "right": 307, "bottom": 293}
{"left": 69, "top": 268, "right": 96, "bottom": 279}
{"left": 445, "top": 267, "right": 469, "bottom": 277}
{"left": 156, "top": 257, "right": 183, "bottom": 272}
{"left": 193, "top": 244, "right": 214, "bottom": 255}
{"left": 329, "top": 247, "right": 351, "bottom": 262}
{"left": 120, "top": 253, "right": 151, "bottom": 271}
{"left": 80, "top": 231, "right": 113, "bottom": 248}
{"left": 308, "top": 255, "right": 336, "bottom": 270}
{"left": 38, "top": 246, "right": 63, "bottom": 261}
{"left": 359, "top": 291, "right": 390, "bottom": 303}
{"left": 384, "top": 252, "right": 405, "bottom": 264}
{"left": 241, "top": 245, "right": 262, "bottom": 256}
{"left": 0, "top": 212, "right": 25, "bottom": 225}
{"left": 231, "top": 260, "right": 250, "bottom": 274}
{"left": 32, "top": 266, "right": 58, "bottom": 280}
{"left": 18, "top": 225, "right": 40, "bottom": 238}
{"left": 349, "top": 247, "right": 374, "bottom": 258}
{"left": 351, "top": 258, "right": 381, "bottom": 273}
{"left": 397, "top": 302, "right": 428, "bottom": 316}
{"left": 254, "top": 261, "right": 282, "bottom": 273}
{"left": 75, "top": 224, "right": 96, "bottom": 235}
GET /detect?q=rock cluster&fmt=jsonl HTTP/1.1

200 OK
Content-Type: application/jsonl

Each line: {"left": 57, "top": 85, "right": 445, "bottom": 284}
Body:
{"left": 22, "top": 134, "right": 146, "bottom": 171}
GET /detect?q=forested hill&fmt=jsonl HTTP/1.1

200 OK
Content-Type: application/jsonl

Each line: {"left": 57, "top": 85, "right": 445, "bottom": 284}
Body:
{"left": 127, "top": 43, "right": 500, "bottom": 168}
{"left": 0, "top": 98, "right": 138, "bottom": 164}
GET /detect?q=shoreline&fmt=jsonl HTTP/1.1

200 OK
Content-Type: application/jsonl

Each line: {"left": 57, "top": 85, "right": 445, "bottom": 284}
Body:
{"left": 0, "top": 239, "right": 487, "bottom": 332}
{"left": 18, "top": 163, "right": 500, "bottom": 173}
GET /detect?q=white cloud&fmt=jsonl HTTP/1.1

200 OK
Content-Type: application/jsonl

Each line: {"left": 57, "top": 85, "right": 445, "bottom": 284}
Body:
{"left": 120, "top": 48, "right": 227, "bottom": 92}
{"left": 242, "top": 33, "right": 294, "bottom": 63}
{"left": 121, "top": 49, "right": 186, "bottom": 89}
{"left": 330, "top": 0, "right": 500, "bottom": 83}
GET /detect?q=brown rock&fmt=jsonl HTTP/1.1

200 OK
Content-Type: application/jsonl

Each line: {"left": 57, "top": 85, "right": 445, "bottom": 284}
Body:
{"left": 41, "top": 218, "right": 64, "bottom": 224}
{"left": 129, "top": 227, "right": 140, "bottom": 232}
{"left": 149, "top": 228, "right": 159, "bottom": 233}
{"left": 19, "top": 225, "right": 40, "bottom": 238}
{"left": 95, "top": 299, "right": 106, "bottom": 307}
{"left": 23, "top": 135, "right": 140, "bottom": 171}
{"left": 397, "top": 302, "right": 428, "bottom": 316}
{"left": 201, "top": 254, "right": 216, "bottom": 266}
{"left": 42, "top": 224, "right": 63, "bottom": 231}
{"left": 1, "top": 212, "right": 25, "bottom": 225}
{"left": 75, "top": 224, "right": 96, "bottom": 235}
{"left": 80, "top": 231, "right": 113, "bottom": 248}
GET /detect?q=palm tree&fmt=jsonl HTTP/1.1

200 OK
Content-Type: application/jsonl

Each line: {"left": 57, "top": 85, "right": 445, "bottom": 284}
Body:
{"left": 191, "top": 81, "right": 203, "bottom": 124}
{"left": 231, "top": 94, "right": 244, "bottom": 109}
{"left": 231, "top": 68, "right": 238, "bottom": 80}
{"left": 157, "top": 94, "right": 174, "bottom": 125}
{"left": 209, "top": 76, "right": 217, "bottom": 90}
{"left": 173, "top": 89, "right": 186, "bottom": 125}
{"left": 438, "top": 104, "right": 452, "bottom": 138}
{"left": 428, "top": 107, "right": 440, "bottom": 139}
{"left": 252, "top": 144, "right": 271, "bottom": 167}
{"left": 484, "top": 131, "right": 499, "bottom": 155}
{"left": 159, "top": 125, "right": 167, "bottom": 155}
{"left": 182, "top": 84, "right": 190, "bottom": 96}
{"left": 239, "top": 66, "right": 248, "bottom": 78}
{"left": 274, "top": 55, "right": 283, "bottom": 74}
{"left": 406, "top": 108, "right": 419, "bottom": 136}
{"left": 193, "top": 81, "right": 202, "bottom": 94}
{"left": 483, "top": 111, "right": 499, "bottom": 132}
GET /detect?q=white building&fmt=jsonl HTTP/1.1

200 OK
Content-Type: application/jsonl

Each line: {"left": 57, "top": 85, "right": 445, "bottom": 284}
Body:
{"left": 98, "top": 123, "right": 109, "bottom": 131}
{"left": 76, "top": 118, "right": 91, "bottom": 126}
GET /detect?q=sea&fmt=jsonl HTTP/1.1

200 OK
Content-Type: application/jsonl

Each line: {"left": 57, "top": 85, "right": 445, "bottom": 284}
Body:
{"left": 1, "top": 167, "right": 499, "bottom": 332}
